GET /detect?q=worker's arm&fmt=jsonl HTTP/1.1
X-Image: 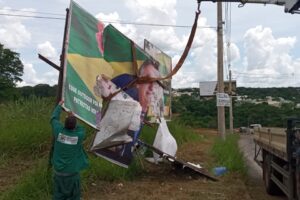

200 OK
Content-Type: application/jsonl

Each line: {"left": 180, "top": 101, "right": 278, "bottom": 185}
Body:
{"left": 50, "top": 101, "right": 64, "bottom": 136}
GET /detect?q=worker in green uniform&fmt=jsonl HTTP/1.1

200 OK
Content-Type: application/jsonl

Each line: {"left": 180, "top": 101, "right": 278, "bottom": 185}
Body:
{"left": 50, "top": 100, "right": 88, "bottom": 200}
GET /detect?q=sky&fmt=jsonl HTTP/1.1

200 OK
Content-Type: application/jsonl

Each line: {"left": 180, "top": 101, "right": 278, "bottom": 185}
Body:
{"left": 0, "top": 0, "right": 300, "bottom": 88}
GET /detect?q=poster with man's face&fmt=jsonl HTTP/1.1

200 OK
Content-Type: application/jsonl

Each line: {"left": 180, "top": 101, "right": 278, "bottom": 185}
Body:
{"left": 62, "top": 1, "right": 166, "bottom": 167}
{"left": 63, "top": 1, "right": 152, "bottom": 128}
{"left": 144, "top": 39, "right": 172, "bottom": 120}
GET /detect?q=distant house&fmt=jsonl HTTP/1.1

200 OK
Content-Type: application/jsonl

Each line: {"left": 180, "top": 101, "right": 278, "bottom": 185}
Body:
{"left": 172, "top": 90, "right": 193, "bottom": 97}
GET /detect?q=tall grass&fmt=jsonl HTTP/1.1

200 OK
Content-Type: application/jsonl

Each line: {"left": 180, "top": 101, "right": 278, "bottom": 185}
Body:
{"left": 0, "top": 97, "right": 54, "bottom": 158}
{"left": 0, "top": 159, "right": 52, "bottom": 200}
{"left": 0, "top": 97, "right": 200, "bottom": 199}
{"left": 0, "top": 156, "right": 143, "bottom": 200}
{"left": 83, "top": 156, "right": 143, "bottom": 183}
{"left": 210, "top": 134, "right": 247, "bottom": 174}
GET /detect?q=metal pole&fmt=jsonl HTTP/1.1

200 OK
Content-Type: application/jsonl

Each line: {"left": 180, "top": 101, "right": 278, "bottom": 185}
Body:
{"left": 57, "top": 8, "right": 70, "bottom": 103}
{"left": 229, "top": 70, "right": 233, "bottom": 133}
{"left": 48, "top": 8, "right": 70, "bottom": 168}
{"left": 217, "top": 1, "right": 226, "bottom": 140}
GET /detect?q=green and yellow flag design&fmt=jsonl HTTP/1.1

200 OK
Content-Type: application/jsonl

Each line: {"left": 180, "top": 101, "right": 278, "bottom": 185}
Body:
{"left": 62, "top": 1, "right": 149, "bottom": 128}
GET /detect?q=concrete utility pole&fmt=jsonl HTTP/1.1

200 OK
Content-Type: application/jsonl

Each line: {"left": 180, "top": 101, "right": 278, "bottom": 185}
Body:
{"left": 217, "top": 2, "right": 226, "bottom": 140}
{"left": 229, "top": 70, "right": 233, "bottom": 133}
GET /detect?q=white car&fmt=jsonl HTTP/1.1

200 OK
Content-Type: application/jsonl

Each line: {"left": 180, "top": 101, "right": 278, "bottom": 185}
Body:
{"left": 249, "top": 124, "right": 262, "bottom": 134}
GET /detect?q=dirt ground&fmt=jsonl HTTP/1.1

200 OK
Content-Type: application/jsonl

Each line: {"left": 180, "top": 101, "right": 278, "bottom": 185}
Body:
{"left": 0, "top": 155, "right": 36, "bottom": 193}
{"left": 85, "top": 129, "right": 287, "bottom": 200}
{"left": 0, "top": 129, "right": 287, "bottom": 199}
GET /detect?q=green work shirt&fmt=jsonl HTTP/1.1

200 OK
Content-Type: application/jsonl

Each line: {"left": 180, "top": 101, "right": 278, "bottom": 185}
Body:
{"left": 50, "top": 105, "right": 88, "bottom": 173}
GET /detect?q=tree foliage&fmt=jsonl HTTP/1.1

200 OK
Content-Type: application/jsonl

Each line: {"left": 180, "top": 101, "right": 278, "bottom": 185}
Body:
{"left": 0, "top": 44, "right": 24, "bottom": 100}
{"left": 173, "top": 88, "right": 300, "bottom": 128}
{"left": 17, "top": 84, "right": 57, "bottom": 98}
{"left": 237, "top": 87, "right": 300, "bottom": 102}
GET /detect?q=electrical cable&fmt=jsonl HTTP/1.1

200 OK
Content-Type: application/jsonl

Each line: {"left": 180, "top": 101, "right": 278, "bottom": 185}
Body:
{"left": 0, "top": 8, "right": 64, "bottom": 16}
{"left": 0, "top": 13, "right": 216, "bottom": 29}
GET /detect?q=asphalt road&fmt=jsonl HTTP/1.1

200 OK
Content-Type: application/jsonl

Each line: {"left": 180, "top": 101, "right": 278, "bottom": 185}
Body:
{"left": 238, "top": 134, "right": 287, "bottom": 200}
{"left": 239, "top": 134, "right": 263, "bottom": 179}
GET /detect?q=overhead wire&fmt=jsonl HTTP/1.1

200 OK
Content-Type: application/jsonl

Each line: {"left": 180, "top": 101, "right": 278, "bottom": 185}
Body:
{"left": 0, "top": 13, "right": 64, "bottom": 20}
{"left": 0, "top": 11, "right": 216, "bottom": 29}
{"left": 0, "top": 8, "right": 65, "bottom": 16}
{"left": 234, "top": 71, "right": 299, "bottom": 77}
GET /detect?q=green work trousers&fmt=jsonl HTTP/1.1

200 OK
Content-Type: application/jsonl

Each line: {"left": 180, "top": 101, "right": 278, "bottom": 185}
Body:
{"left": 53, "top": 173, "right": 81, "bottom": 200}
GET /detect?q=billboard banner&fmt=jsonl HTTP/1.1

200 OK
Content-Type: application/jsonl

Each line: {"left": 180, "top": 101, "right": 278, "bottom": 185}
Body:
{"left": 200, "top": 80, "right": 236, "bottom": 97}
{"left": 63, "top": 1, "right": 165, "bottom": 128}
{"left": 144, "top": 39, "right": 172, "bottom": 120}
{"left": 199, "top": 81, "right": 217, "bottom": 97}
{"left": 62, "top": 1, "right": 164, "bottom": 167}
{"left": 62, "top": 1, "right": 104, "bottom": 128}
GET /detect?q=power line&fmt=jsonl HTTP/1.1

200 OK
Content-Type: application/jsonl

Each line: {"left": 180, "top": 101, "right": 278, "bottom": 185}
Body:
{"left": 0, "top": 12, "right": 216, "bottom": 29}
{"left": 234, "top": 72, "right": 300, "bottom": 76}
{"left": 236, "top": 77, "right": 291, "bottom": 79}
{"left": 0, "top": 13, "right": 64, "bottom": 20}
{"left": 0, "top": 8, "right": 64, "bottom": 16}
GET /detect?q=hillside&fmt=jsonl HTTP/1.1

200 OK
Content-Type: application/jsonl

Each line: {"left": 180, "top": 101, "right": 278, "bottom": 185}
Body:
{"left": 174, "top": 87, "right": 300, "bottom": 102}
{"left": 173, "top": 87, "right": 300, "bottom": 128}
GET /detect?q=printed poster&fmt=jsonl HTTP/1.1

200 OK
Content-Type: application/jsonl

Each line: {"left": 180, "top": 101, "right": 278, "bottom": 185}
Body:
{"left": 61, "top": 1, "right": 164, "bottom": 167}
{"left": 144, "top": 39, "right": 172, "bottom": 120}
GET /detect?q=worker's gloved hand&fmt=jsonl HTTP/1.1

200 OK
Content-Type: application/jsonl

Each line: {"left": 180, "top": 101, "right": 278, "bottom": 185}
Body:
{"left": 67, "top": 111, "right": 74, "bottom": 116}
{"left": 59, "top": 100, "right": 64, "bottom": 105}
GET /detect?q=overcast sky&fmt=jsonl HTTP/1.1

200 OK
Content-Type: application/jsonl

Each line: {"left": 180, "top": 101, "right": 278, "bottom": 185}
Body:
{"left": 1, "top": 0, "right": 300, "bottom": 88}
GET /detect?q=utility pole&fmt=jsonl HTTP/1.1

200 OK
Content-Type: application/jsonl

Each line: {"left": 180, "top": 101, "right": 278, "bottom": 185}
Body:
{"left": 229, "top": 70, "right": 233, "bottom": 133}
{"left": 217, "top": 2, "right": 226, "bottom": 140}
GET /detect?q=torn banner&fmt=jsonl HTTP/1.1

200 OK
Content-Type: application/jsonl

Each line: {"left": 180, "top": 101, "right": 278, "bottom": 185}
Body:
{"left": 91, "top": 75, "right": 141, "bottom": 150}
{"left": 144, "top": 39, "right": 172, "bottom": 120}
{"left": 91, "top": 75, "right": 142, "bottom": 167}
{"left": 62, "top": 1, "right": 164, "bottom": 167}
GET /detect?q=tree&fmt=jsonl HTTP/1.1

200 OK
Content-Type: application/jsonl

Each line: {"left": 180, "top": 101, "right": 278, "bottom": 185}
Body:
{"left": 0, "top": 44, "right": 24, "bottom": 100}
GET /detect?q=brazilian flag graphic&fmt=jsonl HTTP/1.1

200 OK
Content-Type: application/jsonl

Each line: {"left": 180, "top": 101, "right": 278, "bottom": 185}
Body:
{"left": 62, "top": 1, "right": 150, "bottom": 128}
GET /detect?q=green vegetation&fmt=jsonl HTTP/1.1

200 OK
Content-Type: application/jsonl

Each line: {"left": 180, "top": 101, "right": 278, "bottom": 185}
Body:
{"left": 17, "top": 84, "right": 58, "bottom": 98}
{"left": 173, "top": 88, "right": 300, "bottom": 128}
{"left": 233, "top": 102, "right": 300, "bottom": 127}
{"left": 0, "top": 44, "right": 24, "bottom": 101}
{"left": 3, "top": 85, "right": 299, "bottom": 199}
{"left": 0, "top": 97, "right": 200, "bottom": 200}
{"left": 0, "top": 160, "right": 52, "bottom": 200}
{"left": 173, "top": 94, "right": 217, "bottom": 128}
{"left": 237, "top": 87, "right": 300, "bottom": 102}
{"left": 0, "top": 96, "right": 54, "bottom": 157}
{"left": 211, "top": 134, "right": 247, "bottom": 175}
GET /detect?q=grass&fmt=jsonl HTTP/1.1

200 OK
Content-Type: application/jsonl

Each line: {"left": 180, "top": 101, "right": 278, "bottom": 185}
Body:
{"left": 210, "top": 134, "right": 247, "bottom": 175}
{"left": 83, "top": 155, "right": 143, "bottom": 182}
{"left": 0, "top": 97, "right": 201, "bottom": 200}
{"left": 0, "top": 97, "right": 54, "bottom": 158}
{"left": 0, "top": 159, "right": 52, "bottom": 200}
